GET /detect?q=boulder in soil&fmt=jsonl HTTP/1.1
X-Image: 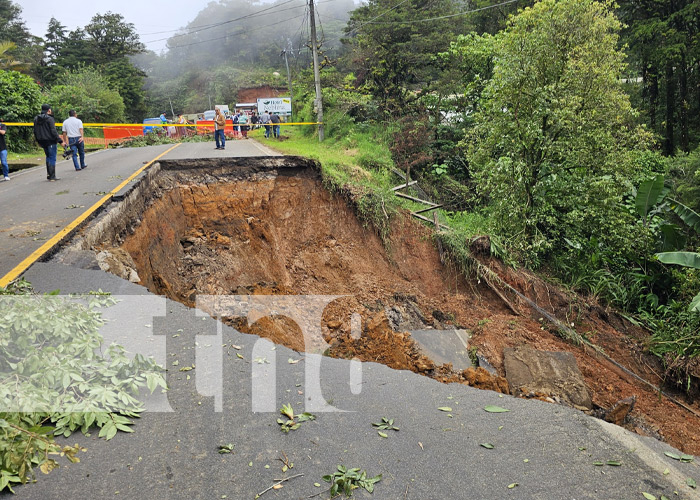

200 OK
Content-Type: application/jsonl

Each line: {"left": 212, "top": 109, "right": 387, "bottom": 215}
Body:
{"left": 503, "top": 345, "right": 592, "bottom": 410}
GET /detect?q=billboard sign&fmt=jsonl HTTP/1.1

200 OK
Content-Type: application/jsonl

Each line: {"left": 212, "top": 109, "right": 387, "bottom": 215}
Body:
{"left": 257, "top": 97, "right": 292, "bottom": 116}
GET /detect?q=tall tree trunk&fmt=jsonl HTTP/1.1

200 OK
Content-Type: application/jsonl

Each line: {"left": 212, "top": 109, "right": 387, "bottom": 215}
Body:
{"left": 679, "top": 54, "right": 689, "bottom": 152}
{"left": 664, "top": 61, "right": 675, "bottom": 155}
{"left": 649, "top": 67, "right": 658, "bottom": 134}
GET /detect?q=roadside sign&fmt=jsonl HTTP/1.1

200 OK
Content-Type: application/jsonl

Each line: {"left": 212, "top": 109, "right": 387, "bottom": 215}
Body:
{"left": 257, "top": 97, "right": 292, "bottom": 116}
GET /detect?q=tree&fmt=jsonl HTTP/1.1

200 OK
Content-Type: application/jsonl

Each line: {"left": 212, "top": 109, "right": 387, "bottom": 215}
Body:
{"left": 0, "top": 0, "right": 42, "bottom": 69}
{"left": 43, "top": 18, "right": 66, "bottom": 67}
{"left": 58, "top": 28, "right": 92, "bottom": 70}
{"left": 0, "top": 0, "right": 32, "bottom": 47}
{"left": 618, "top": 0, "right": 700, "bottom": 154}
{"left": 84, "top": 12, "right": 144, "bottom": 65}
{"left": 103, "top": 58, "right": 147, "bottom": 122}
{"left": 0, "top": 69, "right": 42, "bottom": 151}
{"left": 36, "top": 18, "right": 67, "bottom": 86}
{"left": 45, "top": 66, "right": 125, "bottom": 123}
{"left": 0, "top": 41, "right": 26, "bottom": 71}
{"left": 466, "top": 0, "right": 651, "bottom": 262}
{"left": 344, "top": 0, "right": 473, "bottom": 112}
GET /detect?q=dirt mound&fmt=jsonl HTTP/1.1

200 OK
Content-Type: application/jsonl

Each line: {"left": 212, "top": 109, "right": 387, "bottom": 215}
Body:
{"left": 97, "top": 162, "right": 700, "bottom": 454}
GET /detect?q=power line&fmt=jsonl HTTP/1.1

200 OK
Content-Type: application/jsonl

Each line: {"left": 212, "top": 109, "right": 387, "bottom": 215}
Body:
{"left": 345, "top": 0, "right": 414, "bottom": 34}
{"left": 167, "top": 14, "right": 307, "bottom": 50}
{"left": 361, "top": 0, "right": 520, "bottom": 25}
{"left": 143, "top": 0, "right": 300, "bottom": 44}
{"left": 142, "top": 0, "right": 346, "bottom": 43}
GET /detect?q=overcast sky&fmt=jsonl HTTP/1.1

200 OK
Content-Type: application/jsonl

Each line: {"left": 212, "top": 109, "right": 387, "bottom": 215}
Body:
{"left": 18, "top": 0, "right": 214, "bottom": 53}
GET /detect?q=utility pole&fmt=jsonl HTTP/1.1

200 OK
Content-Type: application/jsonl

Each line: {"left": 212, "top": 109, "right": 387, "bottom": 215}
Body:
{"left": 281, "top": 48, "right": 294, "bottom": 122}
{"left": 309, "top": 0, "right": 324, "bottom": 141}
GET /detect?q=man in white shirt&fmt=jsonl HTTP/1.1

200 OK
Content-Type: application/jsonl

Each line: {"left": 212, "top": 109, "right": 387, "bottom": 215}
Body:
{"left": 260, "top": 110, "right": 271, "bottom": 138}
{"left": 62, "top": 110, "right": 87, "bottom": 171}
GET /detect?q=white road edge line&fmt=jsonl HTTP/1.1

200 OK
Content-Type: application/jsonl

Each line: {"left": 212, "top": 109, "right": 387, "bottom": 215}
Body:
{"left": 592, "top": 418, "right": 698, "bottom": 496}
{"left": 249, "top": 138, "right": 283, "bottom": 156}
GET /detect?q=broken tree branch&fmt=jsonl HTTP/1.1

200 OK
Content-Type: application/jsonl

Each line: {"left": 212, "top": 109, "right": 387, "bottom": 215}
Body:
{"left": 255, "top": 473, "right": 303, "bottom": 499}
{"left": 392, "top": 180, "right": 418, "bottom": 191}
{"left": 395, "top": 191, "right": 438, "bottom": 206}
{"left": 410, "top": 212, "right": 450, "bottom": 229}
{"left": 414, "top": 204, "right": 443, "bottom": 214}
{"left": 434, "top": 212, "right": 446, "bottom": 264}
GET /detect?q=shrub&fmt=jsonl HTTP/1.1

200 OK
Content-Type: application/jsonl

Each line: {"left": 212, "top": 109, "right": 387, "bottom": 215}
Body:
{"left": 0, "top": 282, "right": 166, "bottom": 492}
{"left": 0, "top": 70, "right": 42, "bottom": 152}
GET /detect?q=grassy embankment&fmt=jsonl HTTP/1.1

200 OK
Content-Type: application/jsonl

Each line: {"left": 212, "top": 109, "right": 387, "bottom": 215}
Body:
{"left": 259, "top": 125, "right": 490, "bottom": 262}
{"left": 257, "top": 125, "right": 403, "bottom": 240}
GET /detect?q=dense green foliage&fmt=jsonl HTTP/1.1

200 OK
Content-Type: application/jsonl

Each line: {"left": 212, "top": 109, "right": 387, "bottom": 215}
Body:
{"left": 0, "top": 70, "right": 42, "bottom": 152}
{"left": 0, "top": 0, "right": 41, "bottom": 68}
{"left": 466, "top": 0, "right": 651, "bottom": 263}
{"left": 44, "top": 67, "right": 126, "bottom": 123}
{"left": 344, "top": 0, "right": 472, "bottom": 111}
{"left": 0, "top": 282, "right": 166, "bottom": 492}
{"left": 617, "top": 0, "right": 700, "bottom": 154}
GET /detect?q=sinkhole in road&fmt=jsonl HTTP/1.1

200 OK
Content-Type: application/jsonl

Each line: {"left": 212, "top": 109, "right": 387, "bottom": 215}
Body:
{"left": 64, "top": 156, "right": 700, "bottom": 453}
{"left": 88, "top": 156, "right": 509, "bottom": 391}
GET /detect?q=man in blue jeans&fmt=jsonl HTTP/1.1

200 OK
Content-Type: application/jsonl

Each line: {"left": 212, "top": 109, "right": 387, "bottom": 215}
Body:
{"left": 214, "top": 108, "right": 226, "bottom": 150}
{"left": 33, "top": 104, "right": 64, "bottom": 181}
{"left": 0, "top": 116, "right": 9, "bottom": 181}
{"left": 260, "top": 110, "right": 271, "bottom": 138}
{"left": 62, "top": 110, "right": 88, "bottom": 171}
{"left": 270, "top": 112, "right": 281, "bottom": 138}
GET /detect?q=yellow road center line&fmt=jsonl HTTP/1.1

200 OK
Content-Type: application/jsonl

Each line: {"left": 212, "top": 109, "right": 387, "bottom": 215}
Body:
{"left": 0, "top": 143, "right": 181, "bottom": 288}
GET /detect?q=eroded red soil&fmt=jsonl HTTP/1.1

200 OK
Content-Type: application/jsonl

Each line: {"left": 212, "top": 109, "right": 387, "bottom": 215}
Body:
{"left": 107, "top": 166, "right": 700, "bottom": 454}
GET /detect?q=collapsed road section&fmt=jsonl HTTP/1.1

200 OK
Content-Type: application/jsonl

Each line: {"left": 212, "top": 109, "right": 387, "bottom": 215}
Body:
{"left": 61, "top": 156, "right": 498, "bottom": 378}
{"left": 55, "top": 156, "right": 700, "bottom": 455}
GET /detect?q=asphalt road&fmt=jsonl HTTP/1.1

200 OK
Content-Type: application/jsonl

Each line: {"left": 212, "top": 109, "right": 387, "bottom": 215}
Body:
{"left": 2, "top": 140, "right": 699, "bottom": 500}
{"left": 0, "top": 139, "right": 278, "bottom": 281}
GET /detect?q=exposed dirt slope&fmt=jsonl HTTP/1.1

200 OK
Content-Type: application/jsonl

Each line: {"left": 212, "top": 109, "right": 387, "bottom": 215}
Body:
{"left": 102, "top": 165, "right": 700, "bottom": 454}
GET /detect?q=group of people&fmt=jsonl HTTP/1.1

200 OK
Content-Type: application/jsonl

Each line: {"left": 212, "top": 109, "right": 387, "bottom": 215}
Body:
{"left": 212, "top": 109, "right": 282, "bottom": 149}
{"left": 259, "top": 110, "right": 281, "bottom": 139}
{"left": 1, "top": 104, "right": 289, "bottom": 180}
{"left": 0, "top": 105, "right": 90, "bottom": 183}
{"left": 33, "top": 104, "right": 88, "bottom": 181}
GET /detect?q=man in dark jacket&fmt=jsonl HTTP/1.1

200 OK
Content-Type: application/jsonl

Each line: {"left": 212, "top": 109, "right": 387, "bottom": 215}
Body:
{"left": 33, "top": 104, "right": 64, "bottom": 181}
{"left": 270, "top": 112, "right": 281, "bottom": 138}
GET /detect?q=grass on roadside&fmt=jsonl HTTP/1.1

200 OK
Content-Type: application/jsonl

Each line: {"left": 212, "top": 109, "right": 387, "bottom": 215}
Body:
{"left": 260, "top": 125, "right": 402, "bottom": 241}
{"left": 259, "top": 125, "right": 496, "bottom": 252}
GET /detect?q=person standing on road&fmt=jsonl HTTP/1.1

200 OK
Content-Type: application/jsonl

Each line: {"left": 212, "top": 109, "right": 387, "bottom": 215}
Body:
{"left": 270, "top": 112, "right": 281, "bottom": 139}
{"left": 159, "top": 111, "right": 170, "bottom": 137}
{"left": 232, "top": 112, "right": 240, "bottom": 139}
{"left": 33, "top": 104, "right": 64, "bottom": 181}
{"left": 61, "top": 110, "right": 87, "bottom": 171}
{"left": 239, "top": 111, "right": 249, "bottom": 139}
{"left": 177, "top": 114, "right": 189, "bottom": 138}
{"left": 261, "top": 110, "right": 271, "bottom": 138}
{"left": 0, "top": 116, "right": 9, "bottom": 181}
{"left": 214, "top": 108, "right": 226, "bottom": 150}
